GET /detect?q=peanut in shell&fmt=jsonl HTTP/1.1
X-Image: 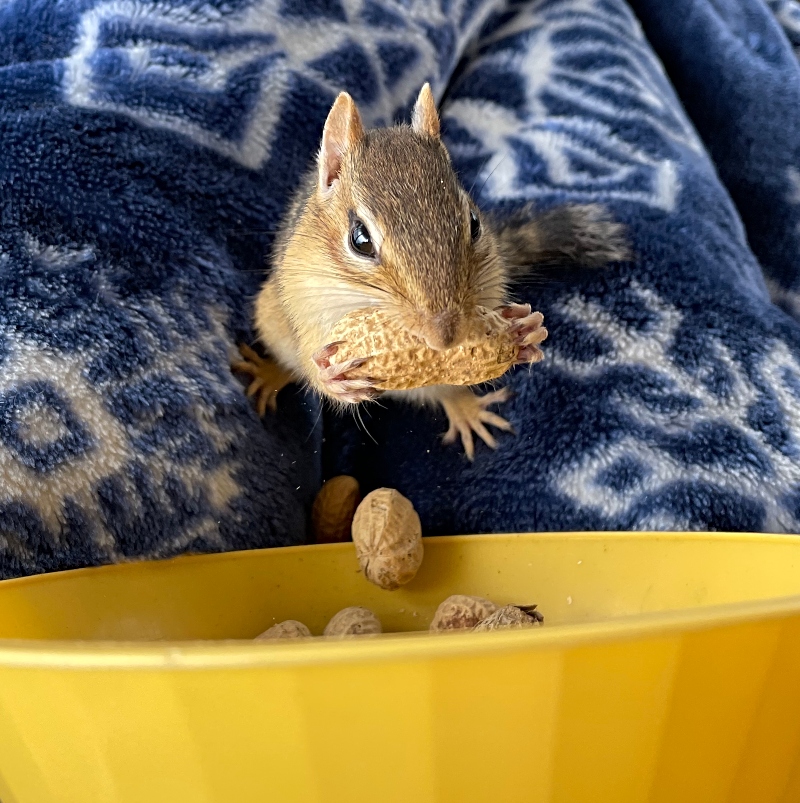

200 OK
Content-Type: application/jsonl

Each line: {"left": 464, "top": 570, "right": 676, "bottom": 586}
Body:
{"left": 352, "top": 488, "right": 423, "bottom": 591}
{"left": 324, "top": 606, "right": 382, "bottom": 637}
{"left": 429, "top": 595, "right": 498, "bottom": 631}
{"left": 255, "top": 620, "right": 312, "bottom": 640}
{"left": 312, "top": 475, "right": 361, "bottom": 543}
{"left": 325, "top": 306, "right": 543, "bottom": 391}
{"left": 472, "top": 605, "right": 543, "bottom": 632}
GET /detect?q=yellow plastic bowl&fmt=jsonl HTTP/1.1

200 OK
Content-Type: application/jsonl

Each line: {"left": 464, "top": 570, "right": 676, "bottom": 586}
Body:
{"left": 0, "top": 532, "right": 799, "bottom": 803}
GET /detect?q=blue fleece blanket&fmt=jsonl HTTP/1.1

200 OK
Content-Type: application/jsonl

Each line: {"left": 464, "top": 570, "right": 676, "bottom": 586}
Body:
{"left": 629, "top": 0, "right": 800, "bottom": 318}
{"left": 1, "top": 0, "right": 799, "bottom": 579}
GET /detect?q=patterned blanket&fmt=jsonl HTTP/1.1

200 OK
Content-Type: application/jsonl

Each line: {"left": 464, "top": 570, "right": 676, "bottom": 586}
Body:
{"left": 1, "top": 0, "right": 799, "bottom": 578}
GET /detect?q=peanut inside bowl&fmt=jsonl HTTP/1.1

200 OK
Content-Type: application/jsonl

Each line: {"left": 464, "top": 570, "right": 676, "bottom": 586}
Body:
{"left": 324, "top": 306, "right": 545, "bottom": 391}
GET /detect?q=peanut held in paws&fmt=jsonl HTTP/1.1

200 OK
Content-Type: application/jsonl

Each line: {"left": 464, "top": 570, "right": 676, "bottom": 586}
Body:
{"left": 312, "top": 475, "right": 361, "bottom": 543}
{"left": 322, "top": 305, "right": 546, "bottom": 392}
{"left": 429, "top": 595, "right": 498, "bottom": 631}
{"left": 352, "top": 488, "right": 423, "bottom": 590}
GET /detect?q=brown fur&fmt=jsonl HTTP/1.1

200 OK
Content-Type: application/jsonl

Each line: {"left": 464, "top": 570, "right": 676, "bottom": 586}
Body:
{"left": 494, "top": 203, "right": 631, "bottom": 276}
{"left": 256, "top": 86, "right": 506, "bottom": 397}
{"left": 247, "top": 85, "right": 630, "bottom": 455}
{"left": 411, "top": 83, "right": 440, "bottom": 138}
{"left": 340, "top": 126, "right": 504, "bottom": 340}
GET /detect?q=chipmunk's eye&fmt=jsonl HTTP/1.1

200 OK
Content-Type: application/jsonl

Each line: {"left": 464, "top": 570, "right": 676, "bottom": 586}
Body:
{"left": 470, "top": 208, "right": 481, "bottom": 241}
{"left": 349, "top": 220, "right": 375, "bottom": 258}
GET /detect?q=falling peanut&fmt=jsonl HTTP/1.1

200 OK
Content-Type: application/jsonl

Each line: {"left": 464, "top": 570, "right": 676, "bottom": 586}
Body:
{"left": 351, "top": 488, "right": 423, "bottom": 590}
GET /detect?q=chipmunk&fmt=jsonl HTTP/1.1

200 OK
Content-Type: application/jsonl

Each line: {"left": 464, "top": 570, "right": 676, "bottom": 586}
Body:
{"left": 234, "top": 85, "right": 629, "bottom": 459}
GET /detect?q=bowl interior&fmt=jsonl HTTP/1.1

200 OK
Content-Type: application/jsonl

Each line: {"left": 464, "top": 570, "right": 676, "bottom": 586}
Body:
{"left": 0, "top": 532, "right": 798, "bottom": 643}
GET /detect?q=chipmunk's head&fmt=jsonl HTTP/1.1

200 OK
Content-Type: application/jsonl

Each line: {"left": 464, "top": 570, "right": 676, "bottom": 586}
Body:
{"left": 300, "top": 84, "right": 505, "bottom": 350}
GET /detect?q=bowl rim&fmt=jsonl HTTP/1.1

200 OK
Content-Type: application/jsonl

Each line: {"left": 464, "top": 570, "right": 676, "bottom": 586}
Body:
{"left": 0, "top": 530, "right": 798, "bottom": 670}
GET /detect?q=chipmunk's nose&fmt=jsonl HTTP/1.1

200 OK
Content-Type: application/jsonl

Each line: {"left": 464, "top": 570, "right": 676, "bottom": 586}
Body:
{"left": 422, "top": 310, "right": 463, "bottom": 351}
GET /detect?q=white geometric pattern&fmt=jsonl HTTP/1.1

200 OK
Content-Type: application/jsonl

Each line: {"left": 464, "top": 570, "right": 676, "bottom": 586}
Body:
{"left": 550, "top": 282, "right": 800, "bottom": 531}
{"left": 444, "top": 0, "right": 703, "bottom": 210}
{"left": 0, "top": 237, "right": 245, "bottom": 563}
{"left": 770, "top": 0, "right": 800, "bottom": 57}
{"left": 63, "top": 0, "right": 498, "bottom": 168}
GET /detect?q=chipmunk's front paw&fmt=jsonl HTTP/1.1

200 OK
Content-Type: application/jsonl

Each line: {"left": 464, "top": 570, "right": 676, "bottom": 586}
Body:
{"left": 232, "top": 344, "right": 295, "bottom": 416}
{"left": 440, "top": 387, "right": 514, "bottom": 461}
{"left": 312, "top": 342, "right": 383, "bottom": 405}
{"left": 496, "top": 303, "right": 548, "bottom": 364}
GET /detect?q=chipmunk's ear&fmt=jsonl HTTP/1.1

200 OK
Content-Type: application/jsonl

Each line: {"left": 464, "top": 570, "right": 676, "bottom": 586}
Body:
{"left": 318, "top": 92, "right": 364, "bottom": 193}
{"left": 411, "top": 83, "right": 440, "bottom": 139}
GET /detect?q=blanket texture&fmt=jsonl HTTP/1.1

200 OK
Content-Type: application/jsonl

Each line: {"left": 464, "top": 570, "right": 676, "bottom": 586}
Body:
{"left": 629, "top": 0, "right": 800, "bottom": 318}
{"left": 1, "top": 0, "right": 799, "bottom": 579}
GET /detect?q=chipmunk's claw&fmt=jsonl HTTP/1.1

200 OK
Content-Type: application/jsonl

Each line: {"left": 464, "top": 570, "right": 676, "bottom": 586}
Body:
{"left": 311, "top": 341, "right": 346, "bottom": 368}
{"left": 312, "top": 344, "right": 383, "bottom": 405}
{"left": 441, "top": 387, "right": 514, "bottom": 461}
{"left": 232, "top": 343, "right": 294, "bottom": 416}
{"left": 496, "top": 304, "right": 547, "bottom": 365}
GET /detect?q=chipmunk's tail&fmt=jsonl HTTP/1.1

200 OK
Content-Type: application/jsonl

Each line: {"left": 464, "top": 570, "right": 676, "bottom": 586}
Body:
{"left": 492, "top": 203, "right": 632, "bottom": 279}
